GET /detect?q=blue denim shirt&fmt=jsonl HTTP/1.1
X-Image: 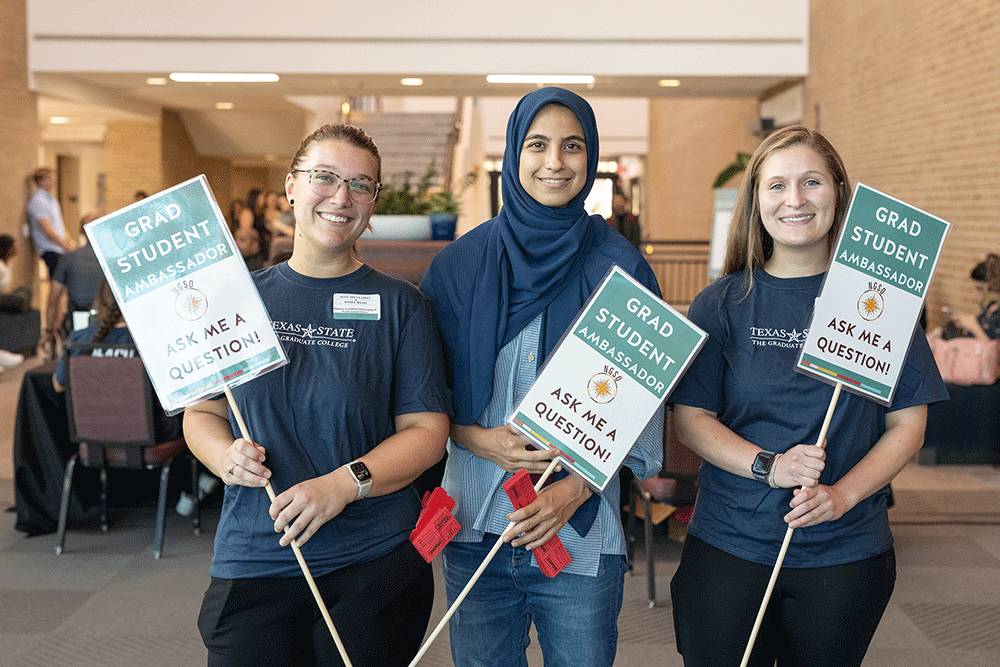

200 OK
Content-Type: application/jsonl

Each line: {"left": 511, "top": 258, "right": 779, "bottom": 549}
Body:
{"left": 443, "top": 314, "right": 664, "bottom": 577}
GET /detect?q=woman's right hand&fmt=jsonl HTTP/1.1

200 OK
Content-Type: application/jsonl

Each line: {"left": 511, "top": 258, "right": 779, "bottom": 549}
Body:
{"left": 771, "top": 444, "right": 825, "bottom": 488}
{"left": 219, "top": 438, "right": 272, "bottom": 487}
{"left": 460, "top": 424, "right": 560, "bottom": 473}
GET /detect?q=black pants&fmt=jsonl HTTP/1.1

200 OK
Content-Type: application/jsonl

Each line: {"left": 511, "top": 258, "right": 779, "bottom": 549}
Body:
{"left": 671, "top": 536, "right": 895, "bottom": 667}
{"left": 198, "top": 541, "right": 434, "bottom": 666}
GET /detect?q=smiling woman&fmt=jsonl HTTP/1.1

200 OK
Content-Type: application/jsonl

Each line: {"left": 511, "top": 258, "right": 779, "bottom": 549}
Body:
{"left": 667, "top": 126, "right": 948, "bottom": 666}
{"left": 283, "top": 127, "right": 383, "bottom": 273}
{"left": 421, "top": 87, "right": 664, "bottom": 667}
{"left": 517, "top": 104, "right": 588, "bottom": 208}
{"left": 182, "top": 124, "right": 452, "bottom": 666}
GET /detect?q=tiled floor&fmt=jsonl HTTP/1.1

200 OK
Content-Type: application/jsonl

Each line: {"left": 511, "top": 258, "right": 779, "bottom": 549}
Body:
{"left": 2, "top": 357, "right": 999, "bottom": 665}
{"left": 2, "top": 474, "right": 1000, "bottom": 665}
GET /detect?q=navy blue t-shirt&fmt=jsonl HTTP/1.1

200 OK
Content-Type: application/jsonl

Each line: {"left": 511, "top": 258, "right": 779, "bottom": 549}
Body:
{"left": 669, "top": 270, "right": 948, "bottom": 567}
{"left": 211, "top": 263, "right": 452, "bottom": 579}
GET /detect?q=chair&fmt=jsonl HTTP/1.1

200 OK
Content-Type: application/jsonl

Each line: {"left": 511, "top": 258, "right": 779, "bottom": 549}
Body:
{"left": 627, "top": 407, "right": 701, "bottom": 607}
{"left": 55, "top": 344, "right": 200, "bottom": 558}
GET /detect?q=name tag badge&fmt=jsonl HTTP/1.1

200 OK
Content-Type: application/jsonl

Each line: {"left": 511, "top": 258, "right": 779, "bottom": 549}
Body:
{"left": 333, "top": 293, "right": 381, "bottom": 320}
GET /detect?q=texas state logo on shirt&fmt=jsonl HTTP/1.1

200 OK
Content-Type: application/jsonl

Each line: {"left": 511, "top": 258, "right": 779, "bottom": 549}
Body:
{"left": 271, "top": 319, "right": 356, "bottom": 349}
{"left": 748, "top": 326, "right": 809, "bottom": 349}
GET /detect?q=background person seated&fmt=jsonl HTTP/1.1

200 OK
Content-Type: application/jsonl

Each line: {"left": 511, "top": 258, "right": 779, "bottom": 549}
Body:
{"left": 929, "top": 253, "right": 1000, "bottom": 384}
{"left": 234, "top": 226, "right": 267, "bottom": 271}
{"left": 964, "top": 254, "right": 1000, "bottom": 341}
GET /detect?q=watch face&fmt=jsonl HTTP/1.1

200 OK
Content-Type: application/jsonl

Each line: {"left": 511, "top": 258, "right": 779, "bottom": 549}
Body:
{"left": 752, "top": 452, "right": 774, "bottom": 477}
{"left": 349, "top": 461, "right": 372, "bottom": 483}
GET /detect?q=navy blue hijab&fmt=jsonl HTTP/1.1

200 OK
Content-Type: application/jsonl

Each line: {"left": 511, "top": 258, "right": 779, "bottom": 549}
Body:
{"left": 423, "top": 87, "right": 657, "bottom": 425}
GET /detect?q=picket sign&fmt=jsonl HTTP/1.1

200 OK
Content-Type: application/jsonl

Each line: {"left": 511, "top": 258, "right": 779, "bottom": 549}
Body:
{"left": 741, "top": 184, "right": 950, "bottom": 665}
{"left": 84, "top": 176, "right": 350, "bottom": 664}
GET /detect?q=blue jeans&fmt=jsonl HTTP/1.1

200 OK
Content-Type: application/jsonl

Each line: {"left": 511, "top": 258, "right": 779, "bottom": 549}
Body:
{"left": 443, "top": 535, "right": 627, "bottom": 667}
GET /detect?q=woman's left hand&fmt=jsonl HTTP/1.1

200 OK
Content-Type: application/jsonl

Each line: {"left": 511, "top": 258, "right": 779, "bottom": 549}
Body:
{"left": 784, "top": 484, "right": 853, "bottom": 529}
{"left": 269, "top": 468, "right": 356, "bottom": 547}
{"left": 504, "top": 476, "right": 592, "bottom": 550}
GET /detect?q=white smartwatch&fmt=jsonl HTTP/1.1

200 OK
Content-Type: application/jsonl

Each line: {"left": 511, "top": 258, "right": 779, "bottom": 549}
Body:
{"left": 346, "top": 460, "right": 373, "bottom": 500}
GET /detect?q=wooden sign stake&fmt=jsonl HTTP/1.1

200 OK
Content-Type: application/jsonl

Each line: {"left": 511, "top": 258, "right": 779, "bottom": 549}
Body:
{"left": 740, "top": 381, "right": 842, "bottom": 667}
{"left": 224, "top": 387, "right": 353, "bottom": 667}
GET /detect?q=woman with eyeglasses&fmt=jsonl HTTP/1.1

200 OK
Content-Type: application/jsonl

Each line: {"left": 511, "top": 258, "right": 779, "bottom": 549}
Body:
{"left": 185, "top": 123, "right": 452, "bottom": 666}
{"left": 421, "top": 87, "right": 664, "bottom": 666}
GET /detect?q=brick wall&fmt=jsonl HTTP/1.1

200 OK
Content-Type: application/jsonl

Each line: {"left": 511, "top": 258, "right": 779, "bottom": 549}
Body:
{"left": 103, "top": 121, "right": 162, "bottom": 212}
{"left": 646, "top": 98, "right": 760, "bottom": 240}
{"left": 805, "top": 1, "right": 1000, "bottom": 327}
{"left": 0, "top": 0, "right": 39, "bottom": 288}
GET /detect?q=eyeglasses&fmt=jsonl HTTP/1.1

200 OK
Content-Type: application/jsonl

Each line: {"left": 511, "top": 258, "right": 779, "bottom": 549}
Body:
{"left": 291, "top": 168, "right": 381, "bottom": 204}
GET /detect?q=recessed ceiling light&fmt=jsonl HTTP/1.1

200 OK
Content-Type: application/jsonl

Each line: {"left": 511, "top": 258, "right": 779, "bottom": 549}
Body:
{"left": 169, "top": 72, "right": 279, "bottom": 83}
{"left": 145, "top": 77, "right": 168, "bottom": 86}
{"left": 400, "top": 78, "right": 424, "bottom": 87}
{"left": 215, "top": 102, "right": 235, "bottom": 110}
{"left": 48, "top": 116, "right": 70, "bottom": 124}
{"left": 657, "top": 79, "right": 681, "bottom": 88}
{"left": 486, "top": 74, "right": 595, "bottom": 85}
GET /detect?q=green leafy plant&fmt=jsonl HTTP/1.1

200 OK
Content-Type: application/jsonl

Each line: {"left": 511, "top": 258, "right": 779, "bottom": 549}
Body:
{"left": 374, "top": 168, "right": 432, "bottom": 215}
{"left": 713, "top": 152, "right": 751, "bottom": 189}
{"left": 375, "top": 162, "right": 478, "bottom": 216}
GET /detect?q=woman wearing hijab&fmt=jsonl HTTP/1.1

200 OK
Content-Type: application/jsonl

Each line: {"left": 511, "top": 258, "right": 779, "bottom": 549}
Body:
{"left": 421, "top": 87, "right": 663, "bottom": 666}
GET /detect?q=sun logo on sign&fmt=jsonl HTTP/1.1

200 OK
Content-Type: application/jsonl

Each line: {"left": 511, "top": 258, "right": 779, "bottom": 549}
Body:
{"left": 857, "top": 289, "right": 884, "bottom": 321}
{"left": 175, "top": 287, "right": 208, "bottom": 321}
{"left": 588, "top": 372, "right": 618, "bottom": 404}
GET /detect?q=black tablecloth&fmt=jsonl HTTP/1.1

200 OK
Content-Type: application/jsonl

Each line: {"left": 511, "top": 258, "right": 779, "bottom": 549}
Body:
{"left": 13, "top": 364, "right": 175, "bottom": 536}
{"left": 924, "top": 382, "right": 1000, "bottom": 463}
{"left": 13, "top": 363, "right": 96, "bottom": 535}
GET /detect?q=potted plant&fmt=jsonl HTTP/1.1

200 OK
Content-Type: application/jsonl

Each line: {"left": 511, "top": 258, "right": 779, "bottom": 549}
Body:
{"left": 368, "top": 168, "right": 434, "bottom": 240}
{"left": 426, "top": 170, "right": 477, "bottom": 241}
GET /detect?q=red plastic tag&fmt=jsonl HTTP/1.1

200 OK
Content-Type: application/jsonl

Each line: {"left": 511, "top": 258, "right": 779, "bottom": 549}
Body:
{"left": 502, "top": 469, "right": 537, "bottom": 508}
{"left": 411, "top": 507, "right": 461, "bottom": 563}
{"left": 414, "top": 487, "right": 456, "bottom": 535}
{"left": 409, "top": 487, "right": 460, "bottom": 563}
{"left": 536, "top": 539, "right": 572, "bottom": 578}
{"left": 502, "top": 469, "right": 572, "bottom": 578}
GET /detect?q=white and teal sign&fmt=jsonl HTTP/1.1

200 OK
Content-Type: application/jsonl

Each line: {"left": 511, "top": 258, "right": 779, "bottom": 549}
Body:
{"left": 509, "top": 266, "right": 707, "bottom": 492}
{"left": 796, "top": 183, "right": 949, "bottom": 404}
{"left": 85, "top": 175, "right": 287, "bottom": 413}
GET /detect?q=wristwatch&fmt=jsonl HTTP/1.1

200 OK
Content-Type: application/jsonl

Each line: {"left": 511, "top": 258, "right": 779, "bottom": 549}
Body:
{"left": 346, "top": 460, "right": 373, "bottom": 500}
{"left": 751, "top": 451, "right": 779, "bottom": 487}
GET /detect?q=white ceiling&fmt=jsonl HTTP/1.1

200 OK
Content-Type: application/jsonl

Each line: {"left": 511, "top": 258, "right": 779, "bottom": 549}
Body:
{"left": 35, "top": 72, "right": 797, "bottom": 158}
{"left": 28, "top": 0, "right": 808, "bottom": 158}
